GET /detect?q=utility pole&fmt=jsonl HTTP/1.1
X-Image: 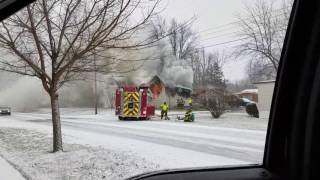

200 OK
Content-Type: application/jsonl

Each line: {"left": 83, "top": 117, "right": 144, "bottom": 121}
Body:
{"left": 94, "top": 52, "right": 98, "bottom": 115}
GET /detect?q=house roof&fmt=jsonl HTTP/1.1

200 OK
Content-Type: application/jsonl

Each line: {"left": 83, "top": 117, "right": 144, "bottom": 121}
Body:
{"left": 148, "top": 75, "right": 166, "bottom": 85}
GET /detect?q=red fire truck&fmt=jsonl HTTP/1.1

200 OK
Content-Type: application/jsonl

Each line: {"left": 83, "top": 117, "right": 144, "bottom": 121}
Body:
{"left": 115, "top": 85, "right": 155, "bottom": 120}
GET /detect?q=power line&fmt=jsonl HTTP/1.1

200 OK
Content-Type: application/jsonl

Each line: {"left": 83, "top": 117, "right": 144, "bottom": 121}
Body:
{"left": 197, "top": 7, "right": 290, "bottom": 37}
{"left": 199, "top": 31, "right": 239, "bottom": 42}
{"left": 198, "top": 22, "right": 238, "bottom": 34}
{"left": 194, "top": 16, "right": 290, "bottom": 46}
{"left": 198, "top": 37, "right": 250, "bottom": 49}
{"left": 200, "top": 14, "right": 287, "bottom": 40}
{"left": 198, "top": 26, "right": 287, "bottom": 45}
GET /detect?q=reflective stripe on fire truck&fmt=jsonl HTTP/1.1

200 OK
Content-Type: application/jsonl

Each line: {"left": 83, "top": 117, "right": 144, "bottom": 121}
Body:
{"left": 122, "top": 92, "right": 140, "bottom": 116}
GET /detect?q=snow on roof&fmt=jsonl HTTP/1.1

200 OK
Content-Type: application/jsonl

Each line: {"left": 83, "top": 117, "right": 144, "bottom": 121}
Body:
{"left": 241, "top": 98, "right": 253, "bottom": 103}
{"left": 253, "top": 80, "right": 276, "bottom": 84}
{"left": 175, "top": 85, "right": 192, "bottom": 91}
{"left": 237, "top": 89, "right": 258, "bottom": 94}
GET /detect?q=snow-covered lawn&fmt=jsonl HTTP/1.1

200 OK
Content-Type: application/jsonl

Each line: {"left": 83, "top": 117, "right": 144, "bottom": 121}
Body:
{"left": 0, "top": 128, "right": 158, "bottom": 180}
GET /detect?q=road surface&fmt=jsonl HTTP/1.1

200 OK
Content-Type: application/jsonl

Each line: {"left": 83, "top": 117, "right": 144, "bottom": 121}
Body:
{"left": 0, "top": 110, "right": 267, "bottom": 169}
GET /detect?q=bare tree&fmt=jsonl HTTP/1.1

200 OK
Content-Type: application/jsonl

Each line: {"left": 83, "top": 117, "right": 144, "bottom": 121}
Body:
{"left": 168, "top": 19, "right": 198, "bottom": 61}
{"left": 0, "top": 0, "right": 161, "bottom": 152}
{"left": 150, "top": 16, "right": 167, "bottom": 40}
{"left": 191, "top": 49, "right": 227, "bottom": 87}
{"left": 235, "top": 0, "right": 293, "bottom": 73}
{"left": 246, "top": 58, "right": 276, "bottom": 82}
{"left": 150, "top": 17, "right": 198, "bottom": 61}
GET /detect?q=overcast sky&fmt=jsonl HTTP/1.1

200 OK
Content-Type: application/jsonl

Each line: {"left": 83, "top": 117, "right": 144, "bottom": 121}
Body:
{"left": 156, "top": 0, "right": 284, "bottom": 82}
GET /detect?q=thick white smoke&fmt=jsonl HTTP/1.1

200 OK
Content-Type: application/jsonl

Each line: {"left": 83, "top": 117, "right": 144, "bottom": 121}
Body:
{"left": 0, "top": 77, "right": 49, "bottom": 111}
{"left": 159, "top": 62, "right": 193, "bottom": 88}
{"left": 111, "top": 37, "right": 194, "bottom": 88}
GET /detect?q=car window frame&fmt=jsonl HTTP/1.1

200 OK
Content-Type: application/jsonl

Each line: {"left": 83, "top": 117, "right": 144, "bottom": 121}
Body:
{"left": 2, "top": 0, "right": 320, "bottom": 179}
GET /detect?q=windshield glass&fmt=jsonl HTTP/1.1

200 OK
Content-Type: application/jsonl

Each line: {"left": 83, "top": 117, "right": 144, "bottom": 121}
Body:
{"left": 0, "top": 0, "right": 293, "bottom": 179}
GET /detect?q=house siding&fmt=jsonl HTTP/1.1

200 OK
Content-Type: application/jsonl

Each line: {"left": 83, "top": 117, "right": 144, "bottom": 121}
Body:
{"left": 255, "top": 82, "right": 275, "bottom": 111}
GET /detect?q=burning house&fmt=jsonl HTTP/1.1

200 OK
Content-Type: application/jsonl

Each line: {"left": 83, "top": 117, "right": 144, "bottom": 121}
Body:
{"left": 146, "top": 75, "right": 192, "bottom": 108}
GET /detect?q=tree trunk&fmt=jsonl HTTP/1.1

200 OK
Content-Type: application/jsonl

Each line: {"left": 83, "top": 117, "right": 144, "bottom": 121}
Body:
{"left": 50, "top": 92, "right": 63, "bottom": 152}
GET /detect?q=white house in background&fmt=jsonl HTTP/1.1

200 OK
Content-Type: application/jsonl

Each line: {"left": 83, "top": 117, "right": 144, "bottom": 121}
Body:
{"left": 254, "top": 80, "right": 276, "bottom": 111}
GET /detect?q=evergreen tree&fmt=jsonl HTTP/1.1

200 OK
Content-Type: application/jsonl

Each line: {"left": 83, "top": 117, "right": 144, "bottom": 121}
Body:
{"left": 208, "top": 61, "right": 225, "bottom": 88}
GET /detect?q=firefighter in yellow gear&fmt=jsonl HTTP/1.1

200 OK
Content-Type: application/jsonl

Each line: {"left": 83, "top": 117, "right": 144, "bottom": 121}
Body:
{"left": 188, "top": 97, "right": 193, "bottom": 107}
{"left": 160, "top": 102, "right": 169, "bottom": 120}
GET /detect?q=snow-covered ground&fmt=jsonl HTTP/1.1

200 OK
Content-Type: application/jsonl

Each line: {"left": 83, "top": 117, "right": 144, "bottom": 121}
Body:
{"left": 0, "top": 108, "right": 269, "bottom": 179}
{"left": 0, "top": 128, "right": 158, "bottom": 180}
{"left": 0, "top": 156, "right": 25, "bottom": 180}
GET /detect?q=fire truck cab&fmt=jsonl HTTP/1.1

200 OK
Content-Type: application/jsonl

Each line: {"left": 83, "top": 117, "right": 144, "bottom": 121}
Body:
{"left": 115, "top": 85, "right": 155, "bottom": 120}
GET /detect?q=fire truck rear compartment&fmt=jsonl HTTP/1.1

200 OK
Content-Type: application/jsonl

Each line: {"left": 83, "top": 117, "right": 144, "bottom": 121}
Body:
{"left": 115, "top": 85, "right": 155, "bottom": 120}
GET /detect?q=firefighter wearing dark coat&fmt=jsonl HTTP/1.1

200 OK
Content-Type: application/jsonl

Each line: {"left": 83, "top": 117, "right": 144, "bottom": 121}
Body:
{"left": 177, "top": 107, "right": 194, "bottom": 122}
{"left": 184, "top": 108, "right": 193, "bottom": 122}
{"left": 160, "top": 102, "right": 169, "bottom": 120}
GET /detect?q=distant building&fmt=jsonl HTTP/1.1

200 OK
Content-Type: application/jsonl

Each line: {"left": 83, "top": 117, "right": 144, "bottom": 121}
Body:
{"left": 235, "top": 89, "right": 258, "bottom": 102}
{"left": 254, "top": 80, "right": 275, "bottom": 111}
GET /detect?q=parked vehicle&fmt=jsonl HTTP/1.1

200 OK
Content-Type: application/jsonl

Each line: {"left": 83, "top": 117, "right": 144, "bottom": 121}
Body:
{"left": 240, "top": 98, "right": 253, "bottom": 106}
{"left": 245, "top": 103, "right": 259, "bottom": 118}
{"left": 0, "top": 106, "right": 11, "bottom": 115}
